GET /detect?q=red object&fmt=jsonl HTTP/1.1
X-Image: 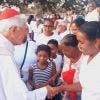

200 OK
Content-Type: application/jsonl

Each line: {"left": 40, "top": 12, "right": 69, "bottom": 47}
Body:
{"left": 62, "top": 69, "right": 76, "bottom": 100}
{"left": 0, "top": 8, "right": 20, "bottom": 20}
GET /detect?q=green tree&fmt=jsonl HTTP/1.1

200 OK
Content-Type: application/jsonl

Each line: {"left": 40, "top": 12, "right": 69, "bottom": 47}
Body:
{"left": 37, "top": 0, "right": 61, "bottom": 12}
{"left": 62, "top": 0, "right": 86, "bottom": 14}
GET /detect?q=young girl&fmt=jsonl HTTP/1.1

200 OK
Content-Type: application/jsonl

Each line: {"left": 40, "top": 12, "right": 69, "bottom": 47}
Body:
{"left": 28, "top": 44, "right": 57, "bottom": 90}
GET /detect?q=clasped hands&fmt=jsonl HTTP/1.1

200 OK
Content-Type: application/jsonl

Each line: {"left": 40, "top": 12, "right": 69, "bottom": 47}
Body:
{"left": 46, "top": 82, "right": 67, "bottom": 99}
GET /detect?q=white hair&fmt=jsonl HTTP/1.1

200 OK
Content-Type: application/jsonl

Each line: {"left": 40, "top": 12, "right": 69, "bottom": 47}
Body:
{"left": 0, "top": 14, "right": 27, "bottom": 33}
{"left": 58, "top": 20, "right": 67, "bottom": 28}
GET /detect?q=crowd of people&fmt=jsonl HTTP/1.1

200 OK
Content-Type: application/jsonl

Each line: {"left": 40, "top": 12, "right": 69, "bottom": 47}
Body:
{"left": 0, "top": 1, "right": 100, "bottom": 100}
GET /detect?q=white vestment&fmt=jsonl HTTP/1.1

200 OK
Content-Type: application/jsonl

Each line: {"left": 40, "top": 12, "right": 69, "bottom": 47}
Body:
{"left": 0, "top": 34, "right": 47, "bottom": 100}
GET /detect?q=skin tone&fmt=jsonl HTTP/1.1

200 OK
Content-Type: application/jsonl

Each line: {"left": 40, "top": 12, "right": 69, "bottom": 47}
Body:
{"left": 50, "top": 41, "right": 82, "bottom": 96}
{"left": 43, "top": 20, "right": 54, "bottom": 36}
{"left": 60, "top": 44, "right": 81, "bottom": 63}
{"left": 47, "top": 43, "right": 58, "bottom": 59}
{"left": 96, "top": 38, "right": 100, "bottom": 49}
{"left": 88, "top": 3, "right": 96, "bottom": 12}
{"left": 57, "top": 25, "right": 67, "bottom": 34}
{"left": 71, "top": 23, "right": 79, "bottom": 35}
{"left": 37, "top": 50, "right": 57, "bottom": 85}
{"left": 37, "top": 51, "right": 50, "bottom": 69}
{"left": 48, "top": 43, "right": 63, "bottom": 77}
{"left": 76, "top": 31, "right": 99, "bottom": 63}
{"left": 28, "top": 50, "right": 57, "bottom": 89}
{"left": 6, "top": 23, "right": 28, "bottom": 45}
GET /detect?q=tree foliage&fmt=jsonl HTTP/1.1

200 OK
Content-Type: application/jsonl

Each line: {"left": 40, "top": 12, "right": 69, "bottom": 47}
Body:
{"left": 1, "top": 0, "right": 99, "bottom": 14}
{"left": 62, "top": 0, "right": 87, "bottom": 13}
{"left": 38, "top": 0, "right": 61, "bottom": 12}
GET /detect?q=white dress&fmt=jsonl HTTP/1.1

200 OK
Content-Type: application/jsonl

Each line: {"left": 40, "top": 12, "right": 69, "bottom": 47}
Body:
{"left": 79, "top": 52, "right": 100, "bottom": 100}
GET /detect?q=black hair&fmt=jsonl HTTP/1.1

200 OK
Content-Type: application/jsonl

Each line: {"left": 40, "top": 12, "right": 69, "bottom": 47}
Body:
{"left": 27, "top": 15, "right": 34, "bottom": 24}
{"left": 47, "top": 39, "right": 58, "bottom": 48}
{"left": 72, "top": 17, "right": 86, "bottom": 28}
{"left": 56, "top": 14, "right": 61, "bottom": 19}
{"left": 44, "top": 18, "right": 54, "bottom": 25}
{"left": 61, "top": 34, "right": 78, "bottom": 47}
{"left": 79, "top": 21, "right": 100, "bottom": 41}
{"left": 36, "top": 44, "right": 51, "bottom": 57}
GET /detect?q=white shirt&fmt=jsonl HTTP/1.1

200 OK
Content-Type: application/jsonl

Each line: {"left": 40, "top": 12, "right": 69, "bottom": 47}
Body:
{"left": 85, "top": 8, "right": 100, "bottom": 22}
{"left": 79, "top": 52, "right": 100, "bottom": 100}
{"left": 36, "top": 33, "right": 59, "bottom": 45}
{"left": 14, "top": 40, "right": 37, "bottom": 82}
{"left": 57, "top": 30, "right": 70, "bottom": 43}
{"left": 29, "top": 21, "right": 43, "bottom": 41}
{"left": 53, "top": 54, "right": 63, "bottom": 73}
{"left": 0, "top": 34, "right": 47, "bottom": 100}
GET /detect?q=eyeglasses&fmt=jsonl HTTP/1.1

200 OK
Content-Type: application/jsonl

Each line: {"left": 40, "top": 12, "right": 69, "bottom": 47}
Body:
{"left": 44, "top": 25, "right": 53, "bottom": 27}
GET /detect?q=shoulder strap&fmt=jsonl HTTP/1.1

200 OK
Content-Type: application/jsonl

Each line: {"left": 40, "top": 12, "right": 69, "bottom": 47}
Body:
{"left": 20, "top": 41, "right": 28, "bottom": 70}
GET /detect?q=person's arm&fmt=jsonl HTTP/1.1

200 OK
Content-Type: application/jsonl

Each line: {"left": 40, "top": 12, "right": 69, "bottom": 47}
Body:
{"left": 27, "top": 85, "right": 55, "bottom": 100}
{"left": 28, "top": 66, "right": 35, "bottom": 88}
{"left": 57, "top": 56, "right": 64, "bottom": 77}
{"left": 0, "top": 55, "right": 29, "bottom": 100}
{"left": 47, "top": 61, "right": 57, "bottom": 86}
{"left": 47, "top": 82, "right": 82, "bottom": 98}
{"left": 51, "top": 61, "right": 57, "bottom": 76}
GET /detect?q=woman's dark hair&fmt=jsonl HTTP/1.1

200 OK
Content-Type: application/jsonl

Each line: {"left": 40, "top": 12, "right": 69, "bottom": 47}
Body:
{"left": 79, "top": 21, "right": 100, "bottom": 41}
{"left": 61, "top": 34, "right": 78, "bottom": 47}
{"left": 27, "top": 15, "right": 34, "bottom": 24}
{"left": 36, "top": 44, "right": 51, "bottom": 57}
{"left": 47, "top": 39, "right": 58, "bottom": 48}
{"left": 44, "top": 18, "right": 54, "bottom": 25}
{"left": 72, "top": 17, "right": 86, "bottom": 28}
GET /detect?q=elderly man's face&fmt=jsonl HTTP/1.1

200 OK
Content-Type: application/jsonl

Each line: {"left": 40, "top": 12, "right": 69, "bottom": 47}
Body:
{"left": 11, "top": 23, "right": 28, "bottom": 45}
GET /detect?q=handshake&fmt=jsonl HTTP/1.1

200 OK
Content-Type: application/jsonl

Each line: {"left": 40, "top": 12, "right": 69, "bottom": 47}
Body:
{"left": 46, "top": 83, "right": 65, "bottom": 99}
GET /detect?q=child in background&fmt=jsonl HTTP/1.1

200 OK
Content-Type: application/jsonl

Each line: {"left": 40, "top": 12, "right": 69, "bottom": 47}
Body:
{"left": 28, "top": 44, "right": 57, "bottom": 90}
{"left": 47, "top": 39, "right": 63, "bottom": 100}
{"left": 47, "top": 39, "right": 63, "bottom": 79}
